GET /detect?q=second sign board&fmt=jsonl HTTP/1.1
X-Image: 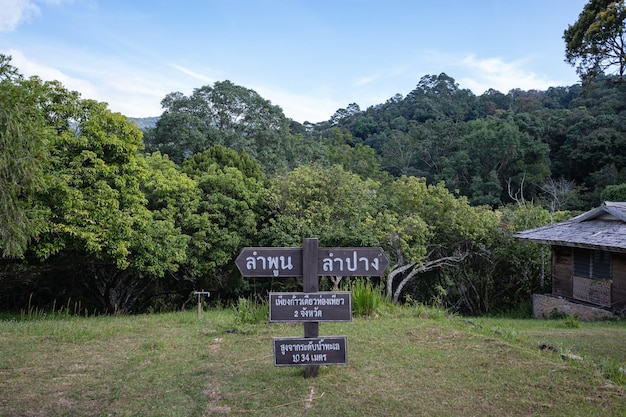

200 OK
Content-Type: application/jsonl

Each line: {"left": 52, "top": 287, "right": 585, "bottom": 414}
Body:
{"left": 269, "top": 292, "right": 352, "bottom": 322}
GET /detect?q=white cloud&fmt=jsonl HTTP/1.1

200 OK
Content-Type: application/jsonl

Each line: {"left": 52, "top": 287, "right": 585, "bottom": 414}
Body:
{"left": 5, "top": 48, "right": 98, "bottom": 96}
{"left": 254, "top": 85, "right": 340, "bottom": 123}
{"left": 0, "top": 0, "right": 69, "bottom": 32}
{"left": 3, "top": 48, "right": 167, "bottom": 117}
{"left": 0, "top": 0, "right": 39, "bottom": 31}
{"left": 354, "top": 74, "right": 378, "bottom": 87}
{"left": 170, "top": 64, "right": 217, "bottom": 84}
{"left": 457, "top": 54, "right": 559, "bottom": 94}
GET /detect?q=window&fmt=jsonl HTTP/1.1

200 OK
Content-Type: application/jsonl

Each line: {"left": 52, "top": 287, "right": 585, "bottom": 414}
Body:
{"left": 573, "top": 248, "right": 611, "bottom": 279}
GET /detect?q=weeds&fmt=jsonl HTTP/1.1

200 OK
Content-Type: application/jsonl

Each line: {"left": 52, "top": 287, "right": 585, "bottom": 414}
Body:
{"left": 346, "top": 279, "right": 390, "bottom": 317}
{"left": 19, "top": 295, "right": 94, "bottom": 321}
{"left": 600, "top": 358, "right": 626, "bottom": 385}
{"left": 232, "top": 296, "right": 269, "bottom": 324}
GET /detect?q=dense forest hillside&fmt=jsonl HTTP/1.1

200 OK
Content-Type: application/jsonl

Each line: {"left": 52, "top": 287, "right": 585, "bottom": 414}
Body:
{"left": 298, "top": 73, "right": 626, "bottom": 209}
{"left": 140, "top": 72, "right": 626, "bottom": 210}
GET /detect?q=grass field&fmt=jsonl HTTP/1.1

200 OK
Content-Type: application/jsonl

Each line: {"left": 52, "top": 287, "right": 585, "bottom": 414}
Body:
{"left": 1, "top": 307, "right": 625, "bottom": 416}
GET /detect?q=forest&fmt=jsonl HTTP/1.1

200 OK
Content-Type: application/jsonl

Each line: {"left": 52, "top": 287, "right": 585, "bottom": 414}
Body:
{"left": 2, "top": 1, "right": 626, "bottom": 316}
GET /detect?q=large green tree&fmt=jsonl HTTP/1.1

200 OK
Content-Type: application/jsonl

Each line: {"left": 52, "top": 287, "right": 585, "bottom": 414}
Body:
{"left": 564, "top": 0, "right": 626, "bottom": 82}
{"left": 30, "top": 98, "right": 189, "bottom": 312}
{"left": 145, "top": 80, "right": 300, "bottom": 172}
{"left": 260, "top": 164, "right": 380, "bottom": 248}
{"left": 0, "top": 56, "right": 54, "bottom": 258}
{"left": 180, "top": 145, "right": 267, "bottom": 295}
{"left": 380, "top": 176, "right": 496, "bottom": 303}
{"left": 259, "top": 164, "right": 382, "bottom": 289}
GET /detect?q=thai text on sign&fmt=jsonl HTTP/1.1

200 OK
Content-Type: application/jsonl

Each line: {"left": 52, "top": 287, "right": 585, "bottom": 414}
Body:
{"left": 269, "top": 292, "right": 352, "bottom": 322}
{"left": 273, "top": 336, "right": 348, "bottom": 366}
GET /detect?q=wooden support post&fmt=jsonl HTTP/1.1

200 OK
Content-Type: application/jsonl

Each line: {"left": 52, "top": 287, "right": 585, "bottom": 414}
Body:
{"left": 193, "top": 291, "right": 210, "bottom": 319}
{"left": 302, "top": 238, "right": 319, "bottom": 378}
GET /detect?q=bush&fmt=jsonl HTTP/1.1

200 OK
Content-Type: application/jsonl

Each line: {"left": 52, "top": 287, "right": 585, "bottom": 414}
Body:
{"left": 601, "top": 183, "right": 626, "bottom": 202}
{"left": 232, "top": 297, "right": 268, "bottom": 325}
{"left": 348, "top": 279, "right": 390, "bottom": 317}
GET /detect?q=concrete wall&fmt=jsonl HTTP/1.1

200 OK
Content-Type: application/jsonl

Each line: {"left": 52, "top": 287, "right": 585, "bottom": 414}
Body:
{"left": 532, "top": 294, "right": 615, "bottom": 321}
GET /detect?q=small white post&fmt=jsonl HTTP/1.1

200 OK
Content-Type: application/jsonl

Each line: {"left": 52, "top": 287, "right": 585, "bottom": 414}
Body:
{"left": 193, "top": 290, "right": 210, "bottom": 318}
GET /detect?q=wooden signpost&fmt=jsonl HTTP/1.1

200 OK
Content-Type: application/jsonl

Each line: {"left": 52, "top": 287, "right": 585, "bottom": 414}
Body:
{"left": 235, "top": 238, "right": 389, "bottom": 378}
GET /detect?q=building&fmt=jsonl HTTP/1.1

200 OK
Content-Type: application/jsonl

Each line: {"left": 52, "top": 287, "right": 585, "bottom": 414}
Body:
{"left": 515, "top": 201, "right": 626, "bottom": 319}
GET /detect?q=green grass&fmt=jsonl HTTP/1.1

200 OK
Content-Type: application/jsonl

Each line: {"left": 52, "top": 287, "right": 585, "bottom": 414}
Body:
{"left": 1, "top": 308, "right": 625, "bottom": 416}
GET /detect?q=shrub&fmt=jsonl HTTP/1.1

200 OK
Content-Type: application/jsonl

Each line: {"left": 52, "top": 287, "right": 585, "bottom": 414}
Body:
{"left": 232, "top": 297, "right": 268, "bottom": 325}
{"left": 348, "top": 279, "right": 390, "bottom": 317}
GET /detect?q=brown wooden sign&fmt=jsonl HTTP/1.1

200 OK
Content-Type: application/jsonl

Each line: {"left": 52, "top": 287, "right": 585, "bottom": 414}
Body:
{"left": 234, "top": 247, "right": 303, "bottom": 277}
{"left": 269, "top": 292, "right": 352, "bottom": 322}
{"left": 235, "top": 246, "right": 389, "bottom": 277}
{"left": 317, "top": 247, "right": 389, "bottom": 277}
{"left": 273, "top": 336, "right": 348, "bottom": 366}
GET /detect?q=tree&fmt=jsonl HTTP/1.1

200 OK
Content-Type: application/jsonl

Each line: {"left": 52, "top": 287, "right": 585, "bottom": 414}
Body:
{"left": 180, "top": 146, "right": 267, "bottom": 295}
{"left": 564, "top": 0, "right": 626, "bottom": 82}
{"left": 260, "top": 164, "right": 380, "bottom": 249}
{"left": 425, "top": 118, "right": 550, "bottom": 206}
{"left": 380, "top": 176, "right": 494, "bottom": 303}
{"left": 145, "top": 80, "right": 299, "bottom": 172}
{"left": 0, "top": 56, "right": 54, "bottom": 258}
{"left": 260, "top": 164, "right": 381, "bottom": 289}
{"left": 446, "top": 203, "right": 551, "bottom": 314}
{"left": 601, "top": 182, "right": 626, "bottom": 200}
{"left": 0, "top": 80, "right": 191, "bottom": 313}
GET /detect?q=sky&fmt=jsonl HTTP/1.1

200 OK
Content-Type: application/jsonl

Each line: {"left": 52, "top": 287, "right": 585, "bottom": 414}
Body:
{"left": 1, "top": 0, "right": 589, "bottom": 123}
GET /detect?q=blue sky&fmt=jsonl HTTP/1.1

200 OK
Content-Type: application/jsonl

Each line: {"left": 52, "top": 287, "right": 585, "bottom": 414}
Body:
{"left": 1, "top": 0, "right": 588, "bottom": 123}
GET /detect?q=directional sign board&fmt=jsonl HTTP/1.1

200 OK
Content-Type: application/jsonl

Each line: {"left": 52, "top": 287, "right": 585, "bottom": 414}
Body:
{"left": 273, "top": 336, "right": 348, "bottom": 366}
{"left": 234, "top": 247, "right": 302, "bottom": 277}
{"left": 317, "top": 247, "right": 389, "bottom": 277}
{"left": 269, "top": 292, "right": 352, "bottom": 322}
{"left": 235, "top": 247, "right": 389, "bottom": 277}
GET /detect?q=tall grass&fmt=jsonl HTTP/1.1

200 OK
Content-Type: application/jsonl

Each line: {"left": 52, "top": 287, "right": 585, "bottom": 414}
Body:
{"left": 347, "top": 279, "right": 391, "bottom": 317}
{"left": 232, "top": 296, "right": 269, "bottom": 324}
{"left": 19, "top": 294, "right": 94, "bottom": 320}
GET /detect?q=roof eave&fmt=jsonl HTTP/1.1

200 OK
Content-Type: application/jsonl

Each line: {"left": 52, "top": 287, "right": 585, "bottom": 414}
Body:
{"left": 514, "top": 236, "right": 626, "bottom": 253}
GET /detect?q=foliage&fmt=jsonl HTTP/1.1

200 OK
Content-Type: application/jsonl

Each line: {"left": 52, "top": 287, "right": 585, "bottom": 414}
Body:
{"left": 180, "top": 146, "right": 268, "bottom": 296}
{"left": 6, "top": 46, "right": 626, "bottom": 317}
{"left": 564, "top": 0, "right": 626, "bottom": 82}
{"left": 347, "top": 279, "right": 391, "bottom": 317}
{"left": 1, "top": 64, "right": 191, "bottom": 313}
{"left": 144, "top": 80, "right": 307, "bottom": 172}
{"left": 232, "top": 296, "right": 269, "bottom": 325}
{"left": 443, "top": 203, "right": 554, "bottom": 315}
{"left": 259, "top": 164, "right": 380, "bottom": 248}
{"left": 0, "top": 55, "right": 54, "bottom": 258}
{"left": 380, "top": 176, "right": 497, "bottom": 303}
{"left": 601, "top": 182, "right": 626, "bottom": 200}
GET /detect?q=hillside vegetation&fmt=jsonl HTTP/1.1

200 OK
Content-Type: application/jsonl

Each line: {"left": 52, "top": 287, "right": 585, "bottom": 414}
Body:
{"left": 3, "top": 2, "right": 626, "bottom": 316}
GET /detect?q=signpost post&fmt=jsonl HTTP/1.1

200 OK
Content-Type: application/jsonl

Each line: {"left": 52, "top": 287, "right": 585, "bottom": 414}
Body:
{"left": 235, "top": 238, "right": 389, "bottom": 378}
{"left": 302, "top": 238, "right": 320, "bottom": 377}
{"left": 193, "top": 290, "right": 210, "bottom": 319}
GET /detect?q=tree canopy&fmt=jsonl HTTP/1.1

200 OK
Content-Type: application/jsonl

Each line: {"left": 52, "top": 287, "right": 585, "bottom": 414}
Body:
{"left": 564, "top": 0, "right": 626, "bottom": 82}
